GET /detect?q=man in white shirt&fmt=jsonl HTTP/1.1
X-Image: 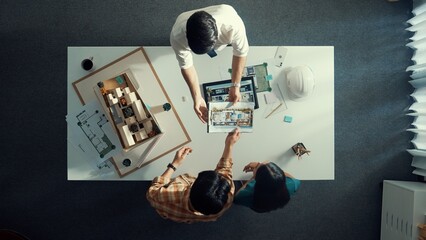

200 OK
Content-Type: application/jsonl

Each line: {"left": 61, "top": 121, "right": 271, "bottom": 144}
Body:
{"left": 170, "top": 4, "right": 249, "bottom": 123}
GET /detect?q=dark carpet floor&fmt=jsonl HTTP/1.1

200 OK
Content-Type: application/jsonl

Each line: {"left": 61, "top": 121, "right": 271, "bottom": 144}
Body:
{"left": 0, "top": 0, "right": 417, "bottom": 239}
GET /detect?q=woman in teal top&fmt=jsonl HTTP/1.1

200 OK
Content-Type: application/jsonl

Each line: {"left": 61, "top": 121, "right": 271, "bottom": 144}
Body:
{"left": 234, "top": 162, "right": 300, "bottom": 213}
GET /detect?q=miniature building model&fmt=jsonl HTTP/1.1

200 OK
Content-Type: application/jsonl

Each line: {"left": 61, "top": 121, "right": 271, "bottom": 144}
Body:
{"left": 96, "top": 71, "right": 162, "bottom": 151}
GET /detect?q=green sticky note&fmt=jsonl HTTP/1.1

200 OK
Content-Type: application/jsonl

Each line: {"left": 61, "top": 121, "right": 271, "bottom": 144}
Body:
{"left": 284, "top": 115, "right": 293, "bottom": 123}
{"left": 266, "top": 74, "right": 273, "bottom": 81}
{"left": 116, "top": 76, "right": 124, "bottom": 84}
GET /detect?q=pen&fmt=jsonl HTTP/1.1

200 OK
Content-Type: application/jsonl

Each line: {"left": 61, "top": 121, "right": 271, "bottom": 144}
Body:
{"left": 265, "top": 103, "right": 283, "bottom": 119}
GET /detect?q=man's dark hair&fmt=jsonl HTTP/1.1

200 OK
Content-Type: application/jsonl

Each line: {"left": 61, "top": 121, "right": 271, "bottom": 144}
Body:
{"left": 252, "top": 162, "right": 290, "bottom": 213}
{"left": 186, "top": 11, "right": 218, "bottom": 54}
{"left": 189, "top": 170, "right": 231, "bottom": 215}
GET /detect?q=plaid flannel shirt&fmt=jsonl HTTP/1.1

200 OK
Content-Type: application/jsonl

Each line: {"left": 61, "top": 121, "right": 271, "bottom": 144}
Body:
{"left": 146, "top": 157, "right": 234, "bottom": 223}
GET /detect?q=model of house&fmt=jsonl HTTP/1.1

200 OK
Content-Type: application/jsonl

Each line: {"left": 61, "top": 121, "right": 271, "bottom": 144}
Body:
{"left": 95, "top": 72, "right": 162, "bottom": 150}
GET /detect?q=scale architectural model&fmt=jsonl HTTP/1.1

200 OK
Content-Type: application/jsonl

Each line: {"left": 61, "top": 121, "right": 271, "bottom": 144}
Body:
{"left": 95, "top": 70, "right": 163, "bottom": 151}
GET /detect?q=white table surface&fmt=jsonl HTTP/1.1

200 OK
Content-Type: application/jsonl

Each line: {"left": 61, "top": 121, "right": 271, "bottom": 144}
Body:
{"left": 67, "top": 46, "right": 334, "bottom": 181}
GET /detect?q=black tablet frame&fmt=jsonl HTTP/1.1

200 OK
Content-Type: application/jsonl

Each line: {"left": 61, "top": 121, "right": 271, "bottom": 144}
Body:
{"left": 202, "top": 76, "right": 259, "bottom": 109}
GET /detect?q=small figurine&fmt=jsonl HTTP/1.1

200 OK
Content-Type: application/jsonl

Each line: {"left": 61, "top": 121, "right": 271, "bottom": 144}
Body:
{"left": 292, "top": 142, "right": 311, "bottom": 160}
{"left": 97, "top": 81, "right": 107, "bottom": 95}
{"left": 119, "top": 97, "right": 127, "bottom": 107}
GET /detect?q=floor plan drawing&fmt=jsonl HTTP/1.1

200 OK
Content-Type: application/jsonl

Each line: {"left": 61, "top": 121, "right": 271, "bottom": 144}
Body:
{"left": 76, "top": 109, "right": 116, "bottom": 158}
{"left": 67, "top": 100, "right": 122, "bottom": 168}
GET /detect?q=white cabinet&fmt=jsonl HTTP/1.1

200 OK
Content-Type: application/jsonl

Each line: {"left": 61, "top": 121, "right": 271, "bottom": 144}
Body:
{"left": 381, "top": 180, "right": 426, "bottom": 240}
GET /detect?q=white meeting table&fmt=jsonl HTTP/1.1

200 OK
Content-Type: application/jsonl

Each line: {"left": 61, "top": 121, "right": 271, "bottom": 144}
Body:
{"left": 67, "top": 46, "right": 334, "bottom": 181}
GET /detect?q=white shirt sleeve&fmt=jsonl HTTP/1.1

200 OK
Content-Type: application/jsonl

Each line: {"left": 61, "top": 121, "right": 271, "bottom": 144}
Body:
{"left": 170, "top": 29, "right": 193, "bottom": 69}
{"left": 170, "top": 9, "right": 194, "bottom": 70}
{"left": 216, "top": 14, "right": 249, "bottom": 57}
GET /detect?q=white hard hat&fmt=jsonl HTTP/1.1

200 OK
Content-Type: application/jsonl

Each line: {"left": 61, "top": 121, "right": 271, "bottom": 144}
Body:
{"left": 286, "top": 65, "right": 315, "bottom": 101}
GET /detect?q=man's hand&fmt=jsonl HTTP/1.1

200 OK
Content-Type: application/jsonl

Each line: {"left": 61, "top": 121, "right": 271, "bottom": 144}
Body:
{"left": 228, "top": 87, "right": 241, "bottom": 105}
{"left": 194, "top": 97, "right": 208, "bottom": 124}
{"left": 225, "top": 128, "right": 241, "bottom": 147}
{"left": 172, "top": 146, "right": 192, "bottom": 167}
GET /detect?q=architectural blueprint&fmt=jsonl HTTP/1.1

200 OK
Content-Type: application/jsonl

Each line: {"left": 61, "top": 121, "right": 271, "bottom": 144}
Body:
{"left": 67, "top": 100, "right": 122, "bottom": 169}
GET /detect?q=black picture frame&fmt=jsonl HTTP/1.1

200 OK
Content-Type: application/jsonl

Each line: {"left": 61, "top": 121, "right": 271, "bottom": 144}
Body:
{"left": 202, "top": 76, "right": 259, "bottom": 109}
